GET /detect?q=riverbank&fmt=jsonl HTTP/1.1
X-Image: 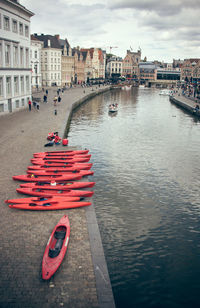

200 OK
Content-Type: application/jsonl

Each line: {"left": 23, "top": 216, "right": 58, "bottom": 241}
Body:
{"left": 170, "top": 91, "right": 200, "bottom": 117}
{"left": 0, "top": 85, "right": 115, "bottom": 307}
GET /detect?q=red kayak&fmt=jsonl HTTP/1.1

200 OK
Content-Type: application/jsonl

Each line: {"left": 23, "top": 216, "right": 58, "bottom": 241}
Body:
{"left": 28, "top": 163, "right": 93, "bottom": 171}
{"left": 33, "top": 154, "right": 91, "bottom": 159}
{"left": 26, "top": 169, "right": 94, "bottom": 177}
{"left": 5, "top": 195, "right": 80, "bottom": 204}
{"left": 31, "top": 157, "right": 90, "bottom": 164}
{"left": 16, "top": 187, "right": 94, "bottom": 197}
{"left": 34, "top": 150, "right": 89, "bottom": 156}
{"left": 20, "top": 181, "right": 96, "bottom": 189}
{"left": 9, "top": 201, "right": 91, "bottom": 211}
{"left": 42, "top": 215, "right": 70, "bottom": 280}
{"left": 13, "top": 173, "right": 82, "bottom": 182}
{"left": 34, "top": 152, "right": 89, "bottom": 158}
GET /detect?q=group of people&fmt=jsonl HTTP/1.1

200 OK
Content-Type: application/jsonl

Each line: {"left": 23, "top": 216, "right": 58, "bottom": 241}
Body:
{"left": 28, "top": 99, "right": 40, "bottom": 111}
{"left": 45, "top": 132, "right": 68, "bottom": 147}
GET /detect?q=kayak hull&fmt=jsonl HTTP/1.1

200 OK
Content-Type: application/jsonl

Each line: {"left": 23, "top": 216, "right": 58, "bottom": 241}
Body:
{"left": 26, "top": 169, "right": 94, "bottom": 177}
{"left": 31, "top": 157, "right": 90, "bottom": 163}
{"left": 20, "top": 182, "right": 96, "bottom": 189}
{"left": 5, "top": 196, "right": 80, "bottom": 204}
{"left": 16, "top": 187, "right": 94, "bottom": 197}
{"left": 9, "top": 201, "right": 91, "bottom": 211}
{"left": 34, "top": 150, "right": 89, "bottom": 156}
{"left": 42, "top": 215, "right": 70, "bottom": 280}
{"left": 13, "top": 174, "right": 82, "bottom": 182}
{"left": 28, "top": 163, "right": 92, "bottom": 171}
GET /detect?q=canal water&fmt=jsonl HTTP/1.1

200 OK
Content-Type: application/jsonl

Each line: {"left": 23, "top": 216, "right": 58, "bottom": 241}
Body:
{"left": 68, "top": 87, "right": 200, "bottom": 308}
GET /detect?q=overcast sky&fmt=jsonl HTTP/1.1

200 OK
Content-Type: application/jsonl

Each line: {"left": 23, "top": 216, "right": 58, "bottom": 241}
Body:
{"left": 21, "top": 0, "right": 200, "bottom": 62}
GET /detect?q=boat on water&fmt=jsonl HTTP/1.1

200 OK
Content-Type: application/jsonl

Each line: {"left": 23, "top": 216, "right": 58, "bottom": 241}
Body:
{"left": 122, "top": 85, "right": 132, "bottom": 90}
{"left": 159, "top": 89, "right": 174, "bottom": 96}
{"left": 108, "top": 103, "right": 118, "bottom": 113}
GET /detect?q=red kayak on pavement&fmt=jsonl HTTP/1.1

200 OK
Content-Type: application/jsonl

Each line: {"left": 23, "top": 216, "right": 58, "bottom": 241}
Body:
{"left": 13, "top": 173, "right": 82, "bottom": 182}
{"left": 42, "top": 215, "right": 70, "bottom": 280}
{"left": 33, "top": 154, "right": 91, "bottom": 159}
{"left": 5, "top": 195, "right": 80, "bottom": 204}
{"left": 31, "top": 157, "right": 90, "bottom": 164}
{"left": 9, "top": 201, "right": 91, "bottom": 211}
{"left": 28, "top": 163, "right": 93, "bottom": 171}
{"left": 26, "top": 169, "right": 94, "bottom": 177}
{"left": 34, "top": 151, "right": 89, "bottom": 158}
{"left": 16, "top": 187, "right": 94, "bottom": 197}
{"left": 20, "top": 181, "right": 96, "bottom": 189}
{"left": 34, "top": 150, "right": 89, "bottom": 156}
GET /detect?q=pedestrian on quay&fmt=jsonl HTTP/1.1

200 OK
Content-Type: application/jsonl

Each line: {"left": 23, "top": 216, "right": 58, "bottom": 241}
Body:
{"left": 36, "top": 102, "right": 40, "bottom": 111}
{"left": 33, "top": 101, "right": 37, "bottom": 109}
{"left": 28, "top": 99, "right": 32, "bottom": 111}
{"left": 46, "top": 89, "right": 48, "bottom": 95}
{"left": 53, "top": 96, "right": 58, "bottom": 106}
{"left": 43, "top": 95, "right": 47, "bottom": 103}
{"left": 58, "top": 95, "right": 61, "bottom": 103}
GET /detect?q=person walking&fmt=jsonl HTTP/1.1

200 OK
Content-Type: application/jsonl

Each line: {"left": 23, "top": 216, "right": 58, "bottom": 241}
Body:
{"left": 36, "top": 102, "right": 40, "bottom": 111}
{"left": 28, "top": 99, "right": 32, "bottom": 111}
{"left": 46, "top": 89, "right": 48, "bottom": 95}
{"left": 58, "top": 95, "right": 61, "bottom": 103}
{"left": 53, "top": 96, "right": 58, "bottom": 106}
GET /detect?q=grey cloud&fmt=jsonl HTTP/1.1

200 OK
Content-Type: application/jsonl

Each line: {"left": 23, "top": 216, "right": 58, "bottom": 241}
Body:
{"left": 109, "top": 0, "right": 200, "bottom": 17}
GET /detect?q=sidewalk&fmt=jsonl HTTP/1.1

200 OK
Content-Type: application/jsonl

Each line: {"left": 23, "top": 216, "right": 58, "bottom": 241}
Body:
{"left": 0, "top": 85, "right": 114, "bottom": 308}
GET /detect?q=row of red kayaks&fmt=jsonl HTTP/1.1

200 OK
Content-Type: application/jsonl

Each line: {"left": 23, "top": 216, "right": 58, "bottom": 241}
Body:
{"left": 6, "top": 149, "right": 96, "bottom": 279}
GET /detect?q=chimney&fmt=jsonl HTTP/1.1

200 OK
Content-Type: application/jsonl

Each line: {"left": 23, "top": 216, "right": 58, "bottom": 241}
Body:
{"left": 55, "top": 34, "right": 60, "bottom": 40}
{"left": 48, "top": 39, "right": 51, "bottom": 47}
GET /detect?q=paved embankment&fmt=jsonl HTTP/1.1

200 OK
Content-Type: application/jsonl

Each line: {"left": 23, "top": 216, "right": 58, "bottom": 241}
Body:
{"left": 0, "top": 86, "right": 115, "bottom": 308}
{"left": 170, "top": 92, "right": 200, "bottom": 117}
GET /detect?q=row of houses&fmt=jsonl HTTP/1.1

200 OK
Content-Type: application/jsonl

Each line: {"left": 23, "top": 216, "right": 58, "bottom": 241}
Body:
{"left": 31, "top": 34, "right": 106, "bottom": 88}
{"left": 1, "top": 0, "right": 200, "bottom": 115}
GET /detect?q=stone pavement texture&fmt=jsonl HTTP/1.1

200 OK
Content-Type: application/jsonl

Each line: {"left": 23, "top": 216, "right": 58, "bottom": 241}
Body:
{"left": 0, "top": 85, "right": 113, "bottom": 308}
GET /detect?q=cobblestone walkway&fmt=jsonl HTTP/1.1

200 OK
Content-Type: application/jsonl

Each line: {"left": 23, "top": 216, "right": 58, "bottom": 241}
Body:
{"left": 0, "top": 86, "right": 109, "bottom": 308}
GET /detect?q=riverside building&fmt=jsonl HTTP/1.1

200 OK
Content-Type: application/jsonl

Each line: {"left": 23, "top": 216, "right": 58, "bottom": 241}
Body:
{"left": 0, "top": 0, "right": 34, "bottom": 114}
{"left": 30, "top": 35, "right": 43, "bottom": 90}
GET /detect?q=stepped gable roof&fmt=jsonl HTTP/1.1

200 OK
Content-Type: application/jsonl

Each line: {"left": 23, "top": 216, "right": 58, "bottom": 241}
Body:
{"left": 81, "top": 51, "right": 88, "bottom": 61}
{"left": 59, "top": 38, "right": 70, "bottom": 48}
{"left": 33, "top": 34, "right": 61, "bottom": 49}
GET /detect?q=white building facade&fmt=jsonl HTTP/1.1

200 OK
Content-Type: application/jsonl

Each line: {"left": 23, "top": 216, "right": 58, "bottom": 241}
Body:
{"left": 30, "top": 36, "right": 43, "bottom": 90}
{"left": 106, "top": 56, "right": 123, "bottom": 77}
{"left": 33, "top": 34, "right": 62, "bottom": 87}
{"left": 0, "top": 0, "right": 34, "bottom": 114}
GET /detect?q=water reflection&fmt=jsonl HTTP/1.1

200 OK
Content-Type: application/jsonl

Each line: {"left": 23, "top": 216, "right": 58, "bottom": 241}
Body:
{"left": 68, "top": 87, "right": 200, "bottom": 308}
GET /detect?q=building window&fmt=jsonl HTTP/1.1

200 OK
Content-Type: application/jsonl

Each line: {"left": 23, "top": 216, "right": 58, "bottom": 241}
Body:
{"left": 55, "top": 58, "right": 56, "bottom": 63}
{"left": 34, "top": 64, "right": 38, "bottom": 74}
{"left": 0, "top": 42, "right": 2, "bottom": 67}
{"left": 25, "top": 25, "right": 29, "bottom": 37}
{"left": 25, "top": 48, "right": 29, "bottom": 67}
{"left": 12, "top": 19, "right": 18, "bottom": 33}
{"left": 55, "top": 65, "right": 56, "bottom": 70}
{"left": 21, "top": 98, "right": 25, "bottom": 106}
{"left": 0, "top": 77, "right": 3, "bottom": 97}
{"left": 20, "top": 76, "right": 24, "bottom": 93}
{"left": 51, "top": 64, "right": 53, "bottom": 70}
{"left": 4, "top": 16, "right": 10, "bottom": 30}
{"left": 20, "top": 47, "right": 24, "bottom": 67}
{"left": 6, "top": 77, "right": 11, "bottom": 96}
{"left": 54, "top": 73, "right": 56, "bottom": 79}
{"left": 45, "top": 58, "right": 47, "bottom": 63}
{"left": 14, "top": 76, "right": 19, "bottom": 95}
{"left": 19, "top": 23, "right": 23, "bottom": 35}
{"left": 0, "top": 104, "right": 4, "bottom": 112}
{"left": 0, "top": 14, "right": 1, "bottom": 29}
{"left": 45, "top": 64, "right": 47, "bottom": 70}
{"left": 16, "top": 100, "right": 19, "bottom": 108}
{"left": 13, "top": 45, "right": 18, "bottom": 67}
{"left": 34, "top": 50, "right": 37, "bottom": 58}
{"left": 26, "top": 76, "right": 29, "bottom": 92}
{"left": 5, "top": 44, "right": 11, "bottom": 67}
